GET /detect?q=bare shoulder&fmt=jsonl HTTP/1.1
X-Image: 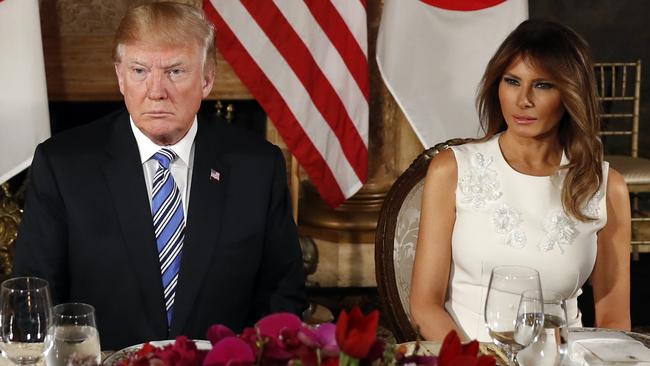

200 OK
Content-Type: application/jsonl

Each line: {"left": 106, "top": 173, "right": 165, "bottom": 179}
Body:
{"left": 606, "top": 168, "right": 629, "bottom": 199}
{"left": 425, "top": 148, "right": 457, "bottom": 180}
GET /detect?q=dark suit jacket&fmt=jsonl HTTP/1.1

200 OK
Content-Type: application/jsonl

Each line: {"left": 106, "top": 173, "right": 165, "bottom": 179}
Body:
{"left": 13, "top": 109, "right": 307, "bottom": 350}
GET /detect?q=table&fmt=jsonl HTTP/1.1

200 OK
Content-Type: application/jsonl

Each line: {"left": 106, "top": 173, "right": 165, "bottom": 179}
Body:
{"left": 400, "top": 328, "right": 650, "bottom": 366}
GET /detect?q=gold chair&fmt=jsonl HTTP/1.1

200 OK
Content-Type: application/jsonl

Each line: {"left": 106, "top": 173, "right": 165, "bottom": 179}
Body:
{"left": 374, "top": 139, "right": 466, "bottom": 342}
{"left": 0, "top": 182, "right": 22, "bottom": 281}
{"left": 594, "top": 60, "right": 650, "bottom": 256}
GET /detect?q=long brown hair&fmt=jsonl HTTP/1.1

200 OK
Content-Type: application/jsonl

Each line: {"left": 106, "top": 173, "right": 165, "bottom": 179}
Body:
{"left": 476, "top": 19, "right": 603, "bottom": 222}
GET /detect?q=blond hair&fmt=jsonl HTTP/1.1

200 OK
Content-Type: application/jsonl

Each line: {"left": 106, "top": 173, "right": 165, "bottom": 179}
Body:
{"left": 476, "top": 20, "right": 603, "bottom": 222}
{"left": 113, "top": 2, "right": 216, "bottom": 74}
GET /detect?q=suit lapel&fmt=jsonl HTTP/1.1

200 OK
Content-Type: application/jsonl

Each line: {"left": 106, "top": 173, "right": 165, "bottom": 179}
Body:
{"left": 100, "top": 113, "right": 167, "bottom": 335}
{"left": 171, "top": 118, "right": 230, "bottom": 335}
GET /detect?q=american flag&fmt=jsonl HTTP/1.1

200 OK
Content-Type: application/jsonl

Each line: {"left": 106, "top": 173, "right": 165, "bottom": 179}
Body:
{"left": 204, "top": 0, "right": 368, "bottom": 208}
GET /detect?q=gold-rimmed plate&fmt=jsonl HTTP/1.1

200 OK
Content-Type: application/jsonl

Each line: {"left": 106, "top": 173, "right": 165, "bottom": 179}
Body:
{"left": 103, "top": 339, "right": 211, "bottom": 366}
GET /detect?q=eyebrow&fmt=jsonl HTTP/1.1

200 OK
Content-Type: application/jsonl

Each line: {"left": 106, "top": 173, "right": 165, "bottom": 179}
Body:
{"left": 126, "top": 59, "right": 149, "bottom": 67}
{"left": 502, "top": 73, "right": 552, "bottom": 82}
{"left": 163, "top": 62, "right": 185, "bottom": 69}
{"left": 125, "top": 60, "right": 187, "bottom": 69}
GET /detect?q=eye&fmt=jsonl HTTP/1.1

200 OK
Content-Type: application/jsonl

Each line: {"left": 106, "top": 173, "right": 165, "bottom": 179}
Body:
{"left": 534, "top": 81, "right": 554, "bottom": 89}
{"left": 168, "top": 68, "right": 185, "bottom": 78}
{"left": 502, "top": 77, "right": 519, "bottom": 86}
{"left": 130, "top": 67, "right": 147, "bottom": 80}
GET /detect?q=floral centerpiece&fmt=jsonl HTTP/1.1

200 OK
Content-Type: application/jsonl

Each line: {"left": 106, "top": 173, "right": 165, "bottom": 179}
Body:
{"left": 119, "top": 307, "right": 495, "bottom": 366}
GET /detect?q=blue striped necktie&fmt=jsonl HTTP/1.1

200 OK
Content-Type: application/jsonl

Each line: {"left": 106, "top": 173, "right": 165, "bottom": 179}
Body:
{"left": 151, "top": 148, "right": 184, "bottom": 326}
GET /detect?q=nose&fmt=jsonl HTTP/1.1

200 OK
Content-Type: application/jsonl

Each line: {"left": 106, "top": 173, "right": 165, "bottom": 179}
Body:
{"left": 147, "top": 70, "right": 168, "bottom": 100}
{"left": 517, "top": 87, "right": 534, "bottom": 109}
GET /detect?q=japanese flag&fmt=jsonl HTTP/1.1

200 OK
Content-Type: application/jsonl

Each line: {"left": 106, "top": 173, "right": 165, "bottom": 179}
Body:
{"left": 377, "top": 0, "right": 528, "bottom": 147}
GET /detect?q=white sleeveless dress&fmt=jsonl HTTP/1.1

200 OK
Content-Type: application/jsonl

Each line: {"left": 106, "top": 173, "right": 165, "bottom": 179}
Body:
{"left": 447, "top": 134, "right": 608, "bottom": 342}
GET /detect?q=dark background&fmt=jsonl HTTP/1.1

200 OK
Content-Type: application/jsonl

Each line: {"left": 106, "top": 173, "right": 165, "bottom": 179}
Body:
{"left": 530, "top": 0, "right": 650, "bottom": 157}
{"left": 531, "top": 0, "right": 650, "bottom": 329}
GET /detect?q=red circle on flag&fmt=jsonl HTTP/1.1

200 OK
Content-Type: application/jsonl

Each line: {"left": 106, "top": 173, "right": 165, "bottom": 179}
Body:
{"left": 419, "top": 0, "right": 506, "bottom": 11}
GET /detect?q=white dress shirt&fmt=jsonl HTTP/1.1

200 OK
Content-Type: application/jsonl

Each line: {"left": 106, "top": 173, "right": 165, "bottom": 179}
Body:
{"left": 129, "top": 116, "right": 197, "bottom": 214}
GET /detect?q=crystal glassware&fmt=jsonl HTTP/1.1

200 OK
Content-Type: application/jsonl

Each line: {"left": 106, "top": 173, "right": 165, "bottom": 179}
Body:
{"left": 515, "top": 289, "right": 545, "bottom": 349}
{"left": 46, "top": 303, "right": 101, "bottom": 366}
{"left": 0, "top": 277, "right": 53, "bottom": 365}
{"left": 485, "top": 266, "right": 543, "bottom": 366}
{"left": 518, "top": 290, "right": 569, "bottom": 366}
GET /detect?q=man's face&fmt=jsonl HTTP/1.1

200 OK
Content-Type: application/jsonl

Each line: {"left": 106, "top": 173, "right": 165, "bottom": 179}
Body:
{"left": 115, "top": 43, "right": 214, "bottom": 146}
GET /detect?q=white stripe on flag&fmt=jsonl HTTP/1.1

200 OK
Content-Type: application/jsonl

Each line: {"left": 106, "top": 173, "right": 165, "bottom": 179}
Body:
{"left": 331, "top": 0, "right": 368, "bottom": 57}
{"left": 273, "top": 0, "right": 369, "bottom": 145}
{"left": 212, "top": 1, "right": 362, "bottom": 197}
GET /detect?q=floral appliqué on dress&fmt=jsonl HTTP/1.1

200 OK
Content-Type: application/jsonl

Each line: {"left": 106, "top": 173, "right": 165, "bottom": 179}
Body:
{"left": 492, "top": 204, "right": 527, "bottom": 248}
{"left": 458, "top": 153, "right": 502, "bottom": 209}
{"left": 540, "top": 210, "right": 577, "bottom": 252}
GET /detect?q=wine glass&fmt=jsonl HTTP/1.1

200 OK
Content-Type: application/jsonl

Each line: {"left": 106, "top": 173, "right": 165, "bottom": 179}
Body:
{"left": 0, "top": 277, "right": 53, "bottom": 365}
{"left": 518, "top": 290, "right": 568, "bottom": 366}
{"left": 484, "top": 266, "right": 542, "bottom": 366}
{"left": 46, "top": 303, "right": 101, "bottom": 366}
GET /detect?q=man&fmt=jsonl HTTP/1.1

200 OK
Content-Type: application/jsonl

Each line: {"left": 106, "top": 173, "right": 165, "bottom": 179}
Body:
{"left": 13, "top": 2, "right": 307, "bottom": 350}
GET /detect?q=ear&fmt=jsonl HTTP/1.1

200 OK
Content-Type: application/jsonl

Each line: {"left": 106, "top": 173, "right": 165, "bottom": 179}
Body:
{"left": 201, "top": 68, "right": 215, "bottom": 98}
{"left": 115, "top": 63, "right": 126, "bottom": 96}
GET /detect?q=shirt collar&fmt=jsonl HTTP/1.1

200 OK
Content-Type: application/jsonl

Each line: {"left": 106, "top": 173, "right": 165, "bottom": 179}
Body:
{"left": 129, "top": 115, "right": 197, "bottom": 166}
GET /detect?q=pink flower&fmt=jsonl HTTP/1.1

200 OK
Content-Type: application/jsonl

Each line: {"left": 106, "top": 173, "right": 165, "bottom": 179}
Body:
{"left": 257, "top": 313, "right": 303, "bottom": 338}
{"left": 206, "top": 325, "right": 235, "bottom": 345}
{"left": 203, "top": 337, "right": 255, "bottom": 366}
{"left": 297, "top": 323, "right": 339, "bottom": 357}
{"left": 256, "top": 313, "right": 304, "bottom": 361}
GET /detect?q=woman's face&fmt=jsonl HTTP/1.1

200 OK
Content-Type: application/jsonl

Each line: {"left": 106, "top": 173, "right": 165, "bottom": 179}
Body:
{"left": 498, "top": 56, "right": 566, "bottom": 139}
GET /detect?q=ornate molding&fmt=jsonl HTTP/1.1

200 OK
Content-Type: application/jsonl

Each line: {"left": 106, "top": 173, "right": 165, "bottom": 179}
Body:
{"left": 0, "top": 183, "right": 21, "bottom": 280}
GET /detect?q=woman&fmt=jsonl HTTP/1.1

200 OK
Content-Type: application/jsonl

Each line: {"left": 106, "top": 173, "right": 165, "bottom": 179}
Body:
{"left": 409, "top": 19, "right": 631, "bottom": 342}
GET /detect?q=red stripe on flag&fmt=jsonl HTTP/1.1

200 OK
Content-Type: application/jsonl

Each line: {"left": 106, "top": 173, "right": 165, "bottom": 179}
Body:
{"left": 304, "top": 0, "right": 369, "bottom": 101}
{"left": 240, "top": 0, "right": 368, "bottom": 183}
{"left": 204, "top": 2, "right": 346, "bottom": 207}
{"left": 359, "top": 0, "right": 367, "bottom": 9}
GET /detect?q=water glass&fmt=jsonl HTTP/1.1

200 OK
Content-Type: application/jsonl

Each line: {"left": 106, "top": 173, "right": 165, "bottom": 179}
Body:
{"left": 46, "top": 303, "right": 101, "bottom": 366}
{"left": 0, "top": 277, "right": 53, "bottom": 365}
{"left": 519, "top": 290, "right": 569, "bottom": 366}
{"left": 485, "top": 266, "right": 542, "bottom": 366}
{"left": 515, "top": 289, "right": 544, "bottom": 348}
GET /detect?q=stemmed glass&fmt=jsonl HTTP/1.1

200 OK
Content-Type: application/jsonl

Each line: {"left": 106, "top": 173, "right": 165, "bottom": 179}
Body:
{"left": 485, "top": 266, "right": 543, "bottom": 366}
{"left": 46, "top": 303, "right": 101, "bottom": 366}
{"left": 0, "top": 277, "right": 53, "bottom": 365}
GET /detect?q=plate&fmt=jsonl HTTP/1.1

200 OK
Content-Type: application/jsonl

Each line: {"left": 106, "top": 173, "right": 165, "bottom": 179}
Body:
{"left": 103, "top": 339, "right": 211, "bottom": 366}
{"left": 398, "top": 340, "right": 441, "bottom": 355}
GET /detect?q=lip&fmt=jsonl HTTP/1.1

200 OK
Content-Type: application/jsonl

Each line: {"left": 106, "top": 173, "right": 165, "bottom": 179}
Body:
{"left": 144, "top": 111, "right": 173, "bottom": 118}
{"left": 512, "top": 114, "right": 537, "bottom": 125}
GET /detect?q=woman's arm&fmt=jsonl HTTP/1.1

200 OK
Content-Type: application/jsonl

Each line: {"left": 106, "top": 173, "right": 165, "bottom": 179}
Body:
{"left": 409, "top": 149, "right": 462, "bottom": 341}
{"left": 591, "top": 168, "right": 631, "bottom": 330}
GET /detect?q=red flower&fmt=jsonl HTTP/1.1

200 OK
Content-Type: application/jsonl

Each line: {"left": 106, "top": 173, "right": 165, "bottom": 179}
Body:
{"left": 335, "top": 307, "right": 379, "bottom": 359}
{"left": 157, "top": 336, "right": 206, "bottom": 366}
{"left": 438, "top": 331, "right": 495, "bottom": 366}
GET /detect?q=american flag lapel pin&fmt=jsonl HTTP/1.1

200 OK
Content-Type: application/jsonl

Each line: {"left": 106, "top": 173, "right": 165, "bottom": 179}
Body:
{"left": 209, "top": 169, "right": 220, "bottom": 182}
